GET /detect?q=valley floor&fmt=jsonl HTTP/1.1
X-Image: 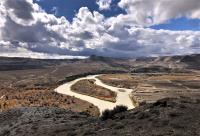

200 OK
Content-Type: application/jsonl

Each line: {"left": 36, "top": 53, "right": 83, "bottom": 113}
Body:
{"left": 0, "top": 55, "right": 200, "bottom": 135}
{"left": 55, "top": 72, "right": 200, "bottom": 114}
{"left": 55, "top": 75, "right": 135, "bottom": 114}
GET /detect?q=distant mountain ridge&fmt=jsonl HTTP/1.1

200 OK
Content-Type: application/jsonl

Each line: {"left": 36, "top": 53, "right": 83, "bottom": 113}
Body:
{"left": 0, "top": 54, "right": 199, "bottom": 71}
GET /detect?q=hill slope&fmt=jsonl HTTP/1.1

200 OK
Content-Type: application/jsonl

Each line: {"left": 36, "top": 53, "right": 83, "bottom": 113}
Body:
{"left": 0, "top": 97, "right": 200, "bottom": 136}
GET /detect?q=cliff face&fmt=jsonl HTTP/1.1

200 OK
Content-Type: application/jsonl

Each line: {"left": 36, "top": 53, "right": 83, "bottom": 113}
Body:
{"left": 1, "top": 97, "right": 200, "bottom": 136}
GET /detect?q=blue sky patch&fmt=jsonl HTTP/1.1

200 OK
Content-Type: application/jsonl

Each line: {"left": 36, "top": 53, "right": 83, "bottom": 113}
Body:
{"left": 34, "top": 0, "right": 200, "bottom": 31}
{"left": 34, "top": 0, "right": 125, "bottom": 22}
{"left": 151, "top": 17, "right": 200, "bottom": 31}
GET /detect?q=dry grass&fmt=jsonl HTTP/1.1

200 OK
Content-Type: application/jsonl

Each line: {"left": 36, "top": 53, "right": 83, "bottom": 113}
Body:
{"left": 0, "top": 60, "right": 111, "bottom": 116}
{"left": 71, "top": 79, "right": 117, "bottom": 102}
{"left": 97, "top": 74, "right": 139, "bottom": 89}
{"left": 98, "top": 73, "right": 200, "bottom": 105}
{"left": 0, "top": 89, "right": 100, "bottom": 116}
{"left": 147, "top": 74, "right": 200, "bottom": 81}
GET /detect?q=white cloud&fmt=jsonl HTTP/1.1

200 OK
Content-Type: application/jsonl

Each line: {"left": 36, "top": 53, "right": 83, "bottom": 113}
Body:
{"left": 118, "top": 0, "right": 200, "bottom": 26}
{"left": 96, "top": 0, "right": 112, "bottom": 10}
{"left": 0, "top": 0, "right": 199, "bottom": 59}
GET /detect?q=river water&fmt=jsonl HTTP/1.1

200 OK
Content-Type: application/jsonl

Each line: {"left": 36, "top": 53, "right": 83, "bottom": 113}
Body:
{"left": 55, "top": 75, "right": 135, "bottom": 114}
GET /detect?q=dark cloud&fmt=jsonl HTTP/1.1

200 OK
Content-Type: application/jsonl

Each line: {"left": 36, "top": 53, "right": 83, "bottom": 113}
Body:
{"left": 72, "top": 31, "right": 94, "bottom": 40}
{"left": 5, "top": 0, "right": 34, "bottom": 20}
{"left": 1, "top": 16, "right": 66, "bottom": 43}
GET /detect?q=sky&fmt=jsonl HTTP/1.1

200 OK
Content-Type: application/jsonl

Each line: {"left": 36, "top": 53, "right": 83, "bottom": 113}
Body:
{"left": 0, "top": 0, "right": 200, "bottom": 59}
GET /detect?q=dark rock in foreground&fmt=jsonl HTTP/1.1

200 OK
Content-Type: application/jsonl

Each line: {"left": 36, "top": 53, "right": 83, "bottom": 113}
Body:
{"left": 0, "top": 107, "right": 96, "bottom": 136}
{"left": 0, "top": 97, "right": 200, "bottom": 136}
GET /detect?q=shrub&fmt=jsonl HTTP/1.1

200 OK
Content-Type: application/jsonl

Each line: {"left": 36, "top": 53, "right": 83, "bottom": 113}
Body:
{"left": 101, "top": 105, "right": 128, "bottom": 120}
{"left": 112, "top": 105, "right": 128, "bottom": 113}
{"left": 101, "top": 109, "right": 111, "bottom": 120}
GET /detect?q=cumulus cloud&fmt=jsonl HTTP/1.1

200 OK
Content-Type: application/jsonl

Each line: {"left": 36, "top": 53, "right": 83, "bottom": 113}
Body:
{"left": 0, "top": 0, "right": 199, "bottom": 59}
{"left": 0, "top": 0, "right": 73, "bottom": 58}
{"left": 118, "top": 0, "right": 200, "bottom": 26}
{"left": 96, "top": 0, "right": 112, "bottom": 10}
